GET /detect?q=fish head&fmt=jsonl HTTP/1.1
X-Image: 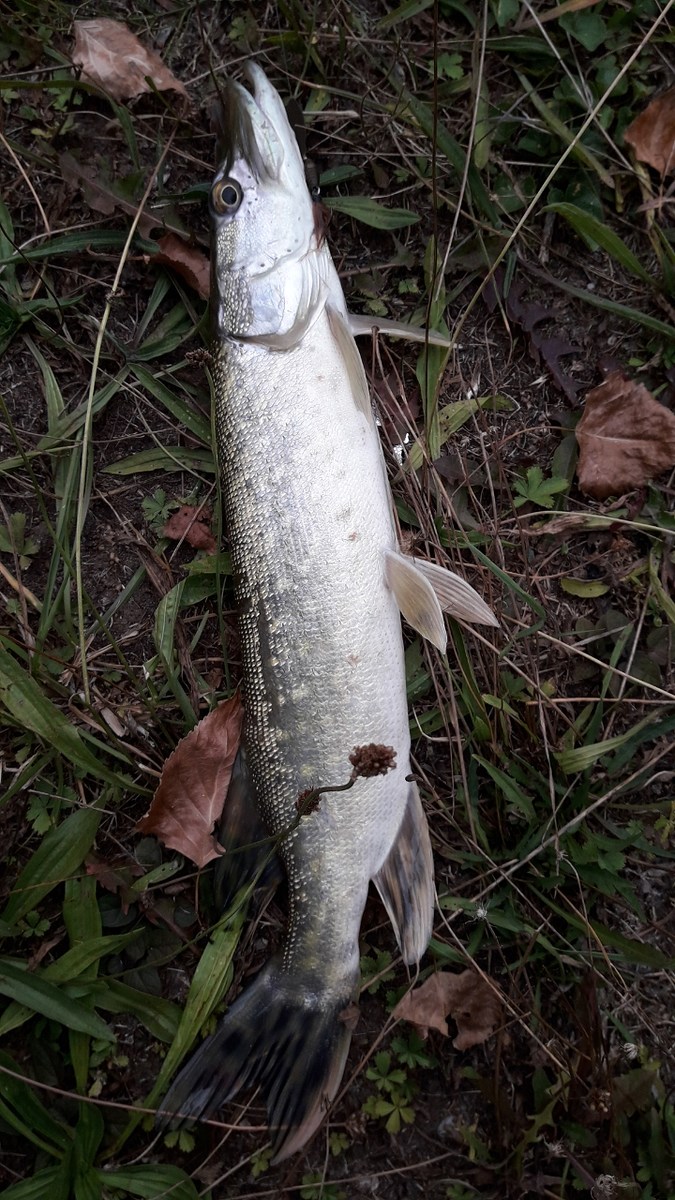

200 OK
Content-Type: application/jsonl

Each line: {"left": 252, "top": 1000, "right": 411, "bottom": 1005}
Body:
{"left": 211, "top": 64, "right": 322, "bottom": 343}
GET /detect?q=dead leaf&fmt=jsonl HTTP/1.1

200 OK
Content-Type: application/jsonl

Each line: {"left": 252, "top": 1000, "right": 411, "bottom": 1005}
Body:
{"left": 138, "top": 694, "right": 244, "bottom": 867}
{"left": 393, "top": 969, "right": 502, "bottom": 1050}
{"left": 625, "top": 89, "right": 675, "bottom": 177}
{"left": 484, "top": 272, "right": 582, "bottom": 401}
{"left": 162, "top": 505, "right": 217, "bottom": 554}
{"left": 72, "top": 19, "right": 188, "bottom": 103}
{"left": 154, "top": 234, "right": 210, "bottom": 300}
{"left": 85, "top": 853, "right": 144, "bottom": 914}
{"left": 576, "top": 370, "right": 675, "bottom": 499}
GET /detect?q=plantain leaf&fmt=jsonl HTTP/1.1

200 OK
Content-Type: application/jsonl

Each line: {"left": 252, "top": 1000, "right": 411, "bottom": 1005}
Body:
{"left": 94, "top": 1165, "right": 198, "bottom": 1200}
{"left": 0, "top": 960, "right": 113, "bottom": 1041}
{"left": 546, "top": 202, "right": 654, "bottom": 284}
{"left": 324, "top": 195, "right": 420, "bottom": 229}
{"left": 0, "top": 806, "right": 102, "bottom": 927}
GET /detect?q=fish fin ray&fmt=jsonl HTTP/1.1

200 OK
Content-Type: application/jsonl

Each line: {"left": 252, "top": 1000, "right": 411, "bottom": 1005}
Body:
{"left": 212, "top": 746, "right": 282, "bottom": 908}
{"left": 374, "top": 781, "right": 434, "bottom": 964}
{"left": 411, "top": 557, "right": 499, "bottom": 627}
{"left": 384, "top": 549, "right": 447, "bottom": 651}
{"left": 326, "top": 303, "right": 374, "bottom": 423}
{"left": 157, "top": 963, "right": 358, "bottom": 1163}
{"left": 348, "top": 312, "right": 452, "bottom": 348}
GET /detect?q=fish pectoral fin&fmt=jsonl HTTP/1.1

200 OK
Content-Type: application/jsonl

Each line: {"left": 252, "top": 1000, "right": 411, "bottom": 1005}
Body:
{"left": 348, "top": 311, "right": 453, "bottom": 349}
{"left": 411, "top": 557, "right": 499, "bottom": 627}
{"left": 384, "top": 549, "right": 447, "bottom": 652}
{"left": 213, "top": 746, "right": 282, "bottom": 908}
{"left": 325, "top": 303, "right": 374, "bottom": 423}
{"left": 157, "top": 961, "right": 359, "bottom": 1163}
{"left": 373, "top": 781, "right": 434, "bottom": 966}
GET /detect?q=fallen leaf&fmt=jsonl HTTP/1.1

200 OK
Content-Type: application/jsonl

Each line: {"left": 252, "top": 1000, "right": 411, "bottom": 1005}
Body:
{"left": 576, "top": 370, "right": 675, "bottom": 499}
{"left": 86, "top": 853, "right": 144, "bottom": 914}
{"left": 154, "top": 234, "right": 211, "bottom": 300}
{"left": 625, "top": 89, "right": 675, "bottom": 177}
{"left": 138, "top": 694, "right": 244, "bottom": 867}
{"left": 162, "top": 505, "right": 217, "bottom": 554}
{"left": 72, "top": 18, "right": 188, "bottom": 103}
{"left": 393, "top": 969, "right": 502, "bottom": 1049}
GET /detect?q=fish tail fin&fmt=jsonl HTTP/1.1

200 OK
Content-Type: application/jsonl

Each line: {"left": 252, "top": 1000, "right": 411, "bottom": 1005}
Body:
{"left": 374, "top": 781, "right": 434, "bottom": 964}
{"left": 158, "top": 962, "right": 358, "bottom": 1162}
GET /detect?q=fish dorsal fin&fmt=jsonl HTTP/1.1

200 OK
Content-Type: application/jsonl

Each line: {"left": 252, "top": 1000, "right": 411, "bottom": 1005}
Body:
{"left": 348, "top": 312, "right": 453, "bottom": 349}
{"left": 385, "top": 551, "right": 499, "bottom": 649}
{"left": 326, "top": 302, "right": 374, "bottom": 423}
{"left": 412, "top": 557, "right": 499, "bottom": 627}
{"left": 384, "top": 550, "right": 447, "bottom": 652}
{"left": 373, "top": 780, "right": 434, "bottom": 965}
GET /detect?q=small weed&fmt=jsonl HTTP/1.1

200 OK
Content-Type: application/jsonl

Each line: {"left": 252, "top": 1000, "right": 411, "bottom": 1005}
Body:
{"left": 0, "top": 512, "right": 40, "bottom": 569}
{"left": 300, "top": 1173, "right": 346, "bottom": 1200}
{"left": 512, "top": 465, "right": 569, "bottom": 509}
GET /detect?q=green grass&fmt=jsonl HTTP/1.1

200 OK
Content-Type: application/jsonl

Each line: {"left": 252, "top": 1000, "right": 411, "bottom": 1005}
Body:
{"left": 0, "top": 1, "right": 674, "bottom": 1197}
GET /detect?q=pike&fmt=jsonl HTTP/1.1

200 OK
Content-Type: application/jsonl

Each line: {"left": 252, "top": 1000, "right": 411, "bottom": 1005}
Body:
{"left": 160, "top": 64, "right": 497, "bottom": 1161}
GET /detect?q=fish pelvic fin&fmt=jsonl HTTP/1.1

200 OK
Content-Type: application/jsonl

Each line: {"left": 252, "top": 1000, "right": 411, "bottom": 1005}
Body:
{"left": 385, "top": 550, "right": 498, "bottom": 651}
{"left": 373, "top": 781, "right": 434, "bottom": 965}
{"left": 157, "top": 961, "right": 359, "bottom": 1163}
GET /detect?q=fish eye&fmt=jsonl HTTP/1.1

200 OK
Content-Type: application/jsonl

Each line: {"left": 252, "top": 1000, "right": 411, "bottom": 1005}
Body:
{"left": 212, "top": 178, "right": 243, "bottom": 215}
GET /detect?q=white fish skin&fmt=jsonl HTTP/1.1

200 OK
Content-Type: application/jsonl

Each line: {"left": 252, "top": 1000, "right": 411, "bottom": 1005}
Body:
{"left": 160, "top": 64, "right": 492, "bottom": 1161}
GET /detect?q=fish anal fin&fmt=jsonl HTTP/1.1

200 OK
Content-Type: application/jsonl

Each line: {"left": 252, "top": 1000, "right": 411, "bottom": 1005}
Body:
{"left": 412, "top": 557, "right": 499, "bottom": 627}
{"left": 384, "top": 549, "right": 447, "bottom": 651}
{"left": 213, "top": 746, "right": 281, "bottom": 908}
{"left": 157, "top": 961, "right": 358, "bottom": 1163}
{"left": 373, "top": 781, "right": 434, "bottom": 965}
{"left": 326, "top": 303, "right": 374, "bottom": 423}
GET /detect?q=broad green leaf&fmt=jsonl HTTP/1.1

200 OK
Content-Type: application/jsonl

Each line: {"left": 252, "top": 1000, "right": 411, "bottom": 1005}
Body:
{"left": 0, "top": 1050, "right": 72, "bottom": 1157}
{"left": 0, "top": 1167, "right": 63, "bottom": 1200}
{"left": 546, "top": 203, "right": 653, "bottom": 284}
{"left": 94, "top": 1166, "right": 198, "bottom": 1200}
{"left": 0, "top": 932, "right": 144, "bottom": 1037}
{"left": 0, "top": 806, "right": 102, "bottom": 927}
{"left": 87, "top": 979, "right": 181, "bottom": 1043}
{"left": 376, "top": 0, "right": 434, "bottom": 29}
{"left": 541, "top": 270, "right": 675, "bottom": 340}
{"left": 516, "top": 74, "right": 613, "bottom": 187}
{"left": 0, "top": 648, "right": 121, "bottom": 785}
{"left": 324, "top": 195, "right": 420, "bottom": 230}
{"left": 560, "top": 577, "right": 610, "bottom": 598}
{"left": 102, "top": 447, "right": 216, "bottom": 475}
{"left": 0, "top": 960, "right": 113, "bottom": 1040}
{"left": 556, "top": 713, "right": 675, "bottom": 774}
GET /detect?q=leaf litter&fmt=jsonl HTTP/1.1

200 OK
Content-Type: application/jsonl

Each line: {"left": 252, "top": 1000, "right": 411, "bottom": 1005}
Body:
{"left": 162, "top": 504, "right": 217, "bottom": 553}
{"left": 393, "top": 969, "right": 502, "bottom": 1050}
{"left": 153, "top": 235, "right": 211, "bottom": 300}
{"left": 72, "top": 19, "right": 188, "bottom": 104}
{"left": 624, "top": 87, "right": 675, "bottom": 177}
{"left": 138, "top": 693, "right": 243, "bottom": 867}
{"left": 576, "top": 369, "right": 675, "bottom": 498}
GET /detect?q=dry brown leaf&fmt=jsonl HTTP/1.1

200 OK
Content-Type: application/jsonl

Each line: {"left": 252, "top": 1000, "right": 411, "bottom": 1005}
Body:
{"left": 576, "top": 370, "right": 675, "bottom": 499}
{"left": 154, "top": 234, "right": 210, "bottom": 300}
{"left": 138, "top": 694, "right": 244, "bottom": 867}
{"left": 625, "top": 89, "right": 675, "bottom": 177}
{"left": 72, "top": 19, "right": 188, "bottom": 103}
{"left": 162, "top": 505, "right": 217, "bottom": 554}
{"left": 393, "top": 969, "right": 502, "bottom": 1050}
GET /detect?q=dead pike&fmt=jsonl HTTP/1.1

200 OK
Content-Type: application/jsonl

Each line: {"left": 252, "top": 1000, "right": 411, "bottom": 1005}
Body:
{"left": 160, "top": 63, "right": 497, "bottom": 1161}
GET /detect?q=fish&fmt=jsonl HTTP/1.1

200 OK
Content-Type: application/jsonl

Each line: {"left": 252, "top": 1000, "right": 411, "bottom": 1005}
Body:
{"left": 159, "top": 63, "right": 497, "bottom": 1162}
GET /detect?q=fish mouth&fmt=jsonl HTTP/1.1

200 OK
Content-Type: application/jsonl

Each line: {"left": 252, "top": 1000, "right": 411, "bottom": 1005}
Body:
{"left": 215, "top": 63, "right": 294, "bottom": 183}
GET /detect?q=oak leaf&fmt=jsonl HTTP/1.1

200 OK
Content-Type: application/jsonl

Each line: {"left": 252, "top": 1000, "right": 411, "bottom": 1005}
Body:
{"left": 393, "top": 969, "right": 502, "bottom": 1050}
{"left": 72, "top": 19, "right": 188, "bottom": 103}
{"left": 138, "top": 694, "right": 244, "bottom": 867}
{"left": 154, "top": 234, "right": 210, "bottom": 300}
{"left": 624, "top": 89, "right": 675, "bottom": 177}
{"left": 576, "top": 371, "right": 675, "bottom": 499}
{"left": 162, "top": 505, "right": 216, "bottom": 554}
